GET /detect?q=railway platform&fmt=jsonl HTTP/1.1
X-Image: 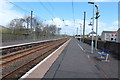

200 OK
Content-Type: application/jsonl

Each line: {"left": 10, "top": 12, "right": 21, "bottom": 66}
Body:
{"left": 20, "top": 38, "right": 119, "bottom": 79}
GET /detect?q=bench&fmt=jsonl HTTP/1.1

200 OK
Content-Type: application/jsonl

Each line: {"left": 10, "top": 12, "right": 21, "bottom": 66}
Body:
{"left": 97, "top": 49, "right": 110, "bottom": 62}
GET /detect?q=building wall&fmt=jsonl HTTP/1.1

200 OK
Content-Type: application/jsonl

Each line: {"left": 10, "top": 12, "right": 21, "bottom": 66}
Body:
{"left": 117, "top": 29, "right": 120, "bottom": 42}
{"left": 101, "top": 32, "right": 116, "bottom": 41}
{"left": 106, "top": 33, "right": 116, "bottom": 41}
{"left": 89, "top": 34, "right": 96, "bottom": 37}
{"left": 105, "top": 33, "right": 109, "bottom": 41}
{"left": 101, "top": 32, "right": 105, "bottom": 41}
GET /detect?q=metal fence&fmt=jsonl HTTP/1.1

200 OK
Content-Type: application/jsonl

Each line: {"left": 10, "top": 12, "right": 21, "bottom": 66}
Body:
{"left": 83, "top": 38, "right": 120, "bottom": 60}
{"left": 2, "top": 33, "right": 64, "bottom": 46}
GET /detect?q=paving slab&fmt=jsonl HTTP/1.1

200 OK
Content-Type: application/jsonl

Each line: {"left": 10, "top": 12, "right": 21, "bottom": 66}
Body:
{"left": 77, "top": 39, "right": 119, "bottom": 78}
{"left": 43, "top": 39, "right": 108, "bottom": 78}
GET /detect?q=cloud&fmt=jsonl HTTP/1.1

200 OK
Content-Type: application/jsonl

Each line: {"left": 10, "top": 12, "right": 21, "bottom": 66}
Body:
{"left": 97, "top": 21, "right": 107, "bottom": 35}
{"left": 0, "top": 1, "right": 118, "bottom": 36}
{"left": 96, "top": 20, "right": 118, "bottom": 35}
{"left": 0, "top": 0, "right": 24, "bottom": 27}
{"left": 44, "top": 18, "right": 118, "bottom": 36}
{"left": 43, "top": 18, "right": 96, "bottom": 35}
{"left": 112, "top": 21, "right": 118, "bottom": 26}
{"left": 108, "top": 21, "right": 118, "bottom": 30}
{"left": 43, "top": 18, "right": 64, "bottom": 28}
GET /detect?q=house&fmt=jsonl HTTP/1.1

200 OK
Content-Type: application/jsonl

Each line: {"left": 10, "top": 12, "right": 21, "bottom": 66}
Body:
{"left": 88, "top": 31, "right": 96, "bottom": 37}
{"left": 116, "top": 28, "right": 120, "bottom": 42}
{"left": 101, "top": 31, "right": 117, "bottom": 41}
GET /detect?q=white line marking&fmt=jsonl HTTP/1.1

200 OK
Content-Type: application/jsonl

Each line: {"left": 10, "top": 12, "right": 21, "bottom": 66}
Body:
{"left": 19, "top": 39, "right": 69, "bottom": 80}
{"left": 87, "top": 55, "right": 90, "bottom": 58}
{"left": 77, "top": 43, "right": 84, "bottom": 51}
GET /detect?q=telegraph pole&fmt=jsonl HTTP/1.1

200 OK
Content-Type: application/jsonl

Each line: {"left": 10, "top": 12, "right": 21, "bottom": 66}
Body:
{"left": 30, "top": 11, "right": 33, "bottom": 32}
{"left": 30, "top": 11, "right": 33, "bottom": 40}
{"left": 83, "top": 11, "right": 86, "bottom": 42}
{"left": 27, "top": 17, "right": 29, "bottom": 29}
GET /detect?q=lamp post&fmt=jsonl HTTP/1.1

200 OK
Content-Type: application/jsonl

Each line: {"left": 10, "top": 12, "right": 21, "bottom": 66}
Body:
{"left": 95, "top": 5, "right": 100, "bottom": 50}
{"left": 80, "top": 23, "right": 82, "bottom": 42}
{"left": 83, "top": 12, "right": 86, "bottom": 42}
{"left": 88, "top": 2, "right": 94, "bottom": 53}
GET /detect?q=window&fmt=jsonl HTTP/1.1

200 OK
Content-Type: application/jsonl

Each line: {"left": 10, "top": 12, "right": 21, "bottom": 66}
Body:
{"left": 107, "top": 34, "right": 109, "bottom": 36}
{"left": 111, "top": 38, "right": 113, "bottom": 40}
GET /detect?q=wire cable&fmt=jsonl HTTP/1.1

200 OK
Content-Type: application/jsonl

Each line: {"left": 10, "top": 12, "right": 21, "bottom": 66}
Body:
{"left": 6, "top": 0, "right": 46, "bottom": 22}
{"left": 6, "top": 0, "right": 29, "bottom": 14}
{"left": 39, "top": 0, "right": 58, "bottom": 26}
{"left": 45, "top": 0, "right": 56, "bottom": 16}
{"left": 39, "top": 0, "right": 55, "bottom": 18}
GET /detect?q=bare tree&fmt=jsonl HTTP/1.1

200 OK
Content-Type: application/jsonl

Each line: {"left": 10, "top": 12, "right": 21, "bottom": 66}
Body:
{"left": 49, "top": 25, "right": 57, "bottom": 35}
{"left": 8, "top": 16, "right": 61, "bottom": 38}
{"left": 9, "top": 18, "right": 26, "bottom": 30}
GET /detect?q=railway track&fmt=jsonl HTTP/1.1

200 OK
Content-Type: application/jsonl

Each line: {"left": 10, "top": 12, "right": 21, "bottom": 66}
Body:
{"left": 1, "top": 41, "right": 56, "bottom": 67}
{"left": 1, "top": 39, "right": 68, "bottom": 80}
{"left": 1, "top": 39, "right": 61, "bottom": 55}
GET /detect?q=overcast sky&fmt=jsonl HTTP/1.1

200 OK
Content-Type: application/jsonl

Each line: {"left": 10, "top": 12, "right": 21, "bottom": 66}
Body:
{"left": 0, "top": 0, "right": 119, "bottom": 35}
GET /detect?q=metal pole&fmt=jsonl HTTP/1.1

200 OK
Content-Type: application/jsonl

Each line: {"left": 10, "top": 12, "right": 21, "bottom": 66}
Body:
{"left": 83, "top": 11, "right": 86, "bottom": 42}
{"left": 91, "top": 3, "right": 94, "bottom": 54}
{"left": 95, "top": 14, "right": 98, "bottom": 50}
{"left": 95, "top": 5, "right": 100, "bottom": 50}
{"left": 80, "top": 23, "right": 82, "bottom": 42}
{"left": 27, "top": 17, "right": 29, "bottom": 29}
{"left": 30, "top": 11, "right": 33, "bottom": 32}
{"left": 30, "top": 11, "right": 33, "bottom": 40}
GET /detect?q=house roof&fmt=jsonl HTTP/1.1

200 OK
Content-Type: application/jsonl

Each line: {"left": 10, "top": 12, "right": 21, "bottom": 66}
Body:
{"left": 102, "top": 31, "right": 117, "bottom": 34}
{"left": 89, "top": 31, "right": 96, "bottom": 35}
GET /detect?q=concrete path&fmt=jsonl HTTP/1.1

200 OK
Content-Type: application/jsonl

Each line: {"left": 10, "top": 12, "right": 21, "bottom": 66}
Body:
{"left": 43, "top": 39, "right": 106, "bottom": 78}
